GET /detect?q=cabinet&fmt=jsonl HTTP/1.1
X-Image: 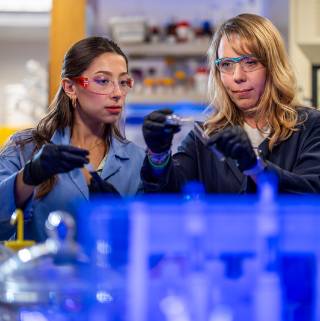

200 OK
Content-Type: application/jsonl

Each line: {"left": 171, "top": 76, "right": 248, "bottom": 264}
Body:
{"left": 291, "top": 0, "right": 320, "bottom": 64}
{"left": 290, "top": 0, "right": 320, "bottom": 106}
{"left": 120, "top": 39, "right": 211, "bottom": 58}
{"left": 293, "top": 0, "right": 320, "bottom": 44}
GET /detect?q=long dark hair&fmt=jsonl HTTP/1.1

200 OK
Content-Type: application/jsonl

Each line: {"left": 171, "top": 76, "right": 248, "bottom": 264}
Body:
{"left": 38, "top": 36, "right": 128, "bottom": 145}
{"left": 3, "top": 36, "right": 129, "bottom": 198}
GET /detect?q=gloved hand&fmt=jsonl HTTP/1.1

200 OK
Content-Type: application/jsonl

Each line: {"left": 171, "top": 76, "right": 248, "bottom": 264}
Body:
{"left": 23, "top": 144, "right": 89, "bottom": 186}
{"left": 207, "top": 126, "right": 257, "bottom": 171}
{"left": 88, "top": 172, "right": 120, "bottom": 196}
{"left": 142, "top": 109, "right": 180, "bottom": 153}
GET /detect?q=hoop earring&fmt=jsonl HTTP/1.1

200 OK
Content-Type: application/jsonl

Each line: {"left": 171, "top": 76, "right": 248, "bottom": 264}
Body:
{"left": 71, "top": 96, "right": 77, "bottom": 108}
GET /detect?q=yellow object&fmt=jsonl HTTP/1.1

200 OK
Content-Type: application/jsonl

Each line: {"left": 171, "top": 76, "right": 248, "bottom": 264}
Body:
{"left": 162, "top": 77, "right": 175, "bottom": 87}
{"left": 0, "top": 127, "right": 20, "bottom": 147}
{"left": 4, "top": 209, "right": 35, "bottom": 252}
{"left": 143, "top": 78, "right": 155, "bottom": 87}
{"left": 175, "top": 70, "right": 187, "bottom": 80}
{"left": 49, "top": 0, "right": 87, "bottom": 102}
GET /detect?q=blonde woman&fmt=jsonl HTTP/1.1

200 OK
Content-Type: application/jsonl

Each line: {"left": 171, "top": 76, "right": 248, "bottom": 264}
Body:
{"left": 141, "top": 13, "right": 320, "bottom": 194}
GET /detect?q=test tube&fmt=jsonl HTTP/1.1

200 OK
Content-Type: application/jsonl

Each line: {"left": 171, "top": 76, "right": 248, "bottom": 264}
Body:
{"left": 165, "top": 114, "right": 194, "bottom": 126}
{"left": 164, "top": 114, "right": 225, "bottom": 162}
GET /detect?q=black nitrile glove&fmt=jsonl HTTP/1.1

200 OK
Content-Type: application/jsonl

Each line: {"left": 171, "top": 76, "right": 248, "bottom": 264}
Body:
{"left": 23, "top": 144, "right": 89, "bottom": 186}
{"left": 207, "top": 126, "right": 257, "bottom": 171}
{"left": 88, "top": 172, "right": 120, "bottom": 196}
{"left": 142, "top": 109, "right": 180, "bottom": 153}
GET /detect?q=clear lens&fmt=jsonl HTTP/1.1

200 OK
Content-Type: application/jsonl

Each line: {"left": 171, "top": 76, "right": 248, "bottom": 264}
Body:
{"left": 89, "top": 77, "right": 133, "bottom": 95}
{"left": 240, "top": 56, "right": 260, "bottom": 72}
{"left": 216, "top": 56, "right": 261, "bottom": 74}
{"left": 75, "top": 76, "right": 133, "bottom": 95}
{"left": 219, "top": 59, "right": 235, "bottom": 73}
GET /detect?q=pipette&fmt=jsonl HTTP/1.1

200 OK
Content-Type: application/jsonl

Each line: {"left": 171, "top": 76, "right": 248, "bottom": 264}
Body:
{"left": 165, "top": 114, "right": 194, "bottom": 126}
{"left": 164, "top": 114, "right": 225, "bottom": 161}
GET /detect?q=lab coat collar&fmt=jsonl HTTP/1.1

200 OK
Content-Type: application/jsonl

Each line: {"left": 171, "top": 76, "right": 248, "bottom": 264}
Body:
{"left": 100, "top": 136, "right": 130, "bottom": 180}
{"left": 51, "top": 127, "right": 71, "bottom": 145}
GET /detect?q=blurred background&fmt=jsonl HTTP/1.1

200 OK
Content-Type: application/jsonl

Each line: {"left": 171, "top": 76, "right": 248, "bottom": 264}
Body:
{"left": 0, "top": 0, "right": 319, "bottom": 148}
{"left": 1, "top": 2, "right": 320, "bottom": 321}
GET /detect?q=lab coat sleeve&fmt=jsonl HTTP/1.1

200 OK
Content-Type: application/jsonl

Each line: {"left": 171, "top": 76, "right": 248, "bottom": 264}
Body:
{"left": 141, "top": 131, "right": 200, "bottom": 193}
{"left": 265, "top": 113, "right": 320, "bottom": 194}
{"left": 0, "top": 144, "right": 22, "bottom": 220}
{"left": 0, "top": 140, "right": 33, "bottom": 239}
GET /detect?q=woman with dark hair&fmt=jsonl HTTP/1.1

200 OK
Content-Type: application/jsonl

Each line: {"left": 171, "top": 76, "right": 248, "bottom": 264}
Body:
{"left": 0, "top": 36, "right": 144, "bottom": 241}
{"left": 141, "top": 13, "right": 320, "bottom": 194}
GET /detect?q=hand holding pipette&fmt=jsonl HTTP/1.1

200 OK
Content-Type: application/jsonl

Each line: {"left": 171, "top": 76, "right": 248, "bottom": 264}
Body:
{"left": 143, "top": 109, "right": 181, "bottom": 153}
{"left": 143, "top": 108, "right": 226, "bottom": 162}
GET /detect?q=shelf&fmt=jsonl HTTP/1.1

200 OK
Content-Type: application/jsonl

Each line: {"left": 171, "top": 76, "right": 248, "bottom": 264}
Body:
{"left": 120, "top": 38, "right": 211, "bottom": 58}
{"left": 127, "top": 91, "right": 207, "bottom": 103}
{"left": 0, "top": 12, "right": 49, "bottom": 41}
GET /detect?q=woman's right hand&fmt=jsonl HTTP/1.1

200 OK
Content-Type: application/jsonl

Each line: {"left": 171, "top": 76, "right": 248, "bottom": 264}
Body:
{"left": 142, "top": 109, "right": 180, "bottom": 153}
{"left": 23, "top": 144, "right": 89, "bottom": 186}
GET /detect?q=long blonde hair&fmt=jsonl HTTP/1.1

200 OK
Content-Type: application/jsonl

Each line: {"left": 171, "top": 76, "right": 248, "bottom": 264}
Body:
{"left": 206, "top": 13, "right": 303, "bottom": 150}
